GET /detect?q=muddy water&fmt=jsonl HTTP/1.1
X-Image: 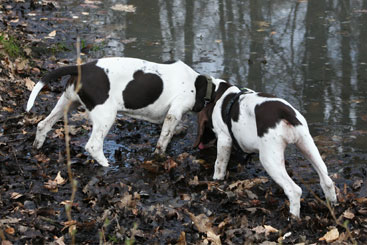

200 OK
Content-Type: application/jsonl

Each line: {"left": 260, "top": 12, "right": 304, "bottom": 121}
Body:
{"left": 37, "top": 1, "right": 366, "bottom": 176}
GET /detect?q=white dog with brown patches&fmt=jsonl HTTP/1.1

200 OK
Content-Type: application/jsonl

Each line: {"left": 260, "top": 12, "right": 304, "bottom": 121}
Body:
{"left": 26, "top": 57, "right": 215, "bottom": 167}
{"left": 194, "top": 78, "right": 337, "bottom": 217}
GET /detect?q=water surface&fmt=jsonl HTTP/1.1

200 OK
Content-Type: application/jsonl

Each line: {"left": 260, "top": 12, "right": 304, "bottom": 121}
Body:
{"left": 32, "top": 0, "right": 367, "bottom": 173}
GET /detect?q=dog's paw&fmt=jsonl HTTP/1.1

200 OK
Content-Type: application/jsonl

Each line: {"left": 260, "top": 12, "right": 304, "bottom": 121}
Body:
{"left": 213, "top": 174, "right": 225, "bottom": 181}
{"left": 152, "top": 151, "right": 167, "bottom": 161}
{"left": 98, "top": 161, "right": 110, "bottom": 167}
{"left": 33, "top": 139, "right": 44, "bottom": 149}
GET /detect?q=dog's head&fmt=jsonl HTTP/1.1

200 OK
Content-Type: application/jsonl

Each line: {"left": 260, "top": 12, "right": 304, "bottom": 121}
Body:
{"left": 194, "top": 81, "right": 232, "bottom": 149}
{"left": 192, "top": 75, "right": 215, "bottom": 112}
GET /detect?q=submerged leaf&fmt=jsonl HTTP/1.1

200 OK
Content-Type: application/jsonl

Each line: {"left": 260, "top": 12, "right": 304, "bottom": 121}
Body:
{"left": 111, "top": 4, "right": 136, "bottom": 12}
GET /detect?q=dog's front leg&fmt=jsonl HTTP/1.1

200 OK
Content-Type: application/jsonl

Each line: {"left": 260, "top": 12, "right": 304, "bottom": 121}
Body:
{"left": 213, "top": 135, "right": 232, "bottom": 180}
{"left": 154, "top": 111, "right": 183, "bottom": 155}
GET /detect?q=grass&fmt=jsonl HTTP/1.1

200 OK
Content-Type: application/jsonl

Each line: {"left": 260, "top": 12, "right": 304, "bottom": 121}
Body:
{"left": 0, "top": 33, "right": 23, "bottom": 58}
{"left": 49, "top": 42, "right": 70, "bottom": 54}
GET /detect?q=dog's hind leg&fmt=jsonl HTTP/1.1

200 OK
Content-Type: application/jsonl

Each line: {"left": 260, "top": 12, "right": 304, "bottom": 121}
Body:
{"left": 295, "top": 130, "right": 337, "bottom": 204}
{"left": 259, "top": 141, "right": 302, "bottom": 217}
{"left": 85, "top": 104, "right": 117, "bottom": 167}
{"left": 33, "top": 93, "right": 72, "bottom": 149}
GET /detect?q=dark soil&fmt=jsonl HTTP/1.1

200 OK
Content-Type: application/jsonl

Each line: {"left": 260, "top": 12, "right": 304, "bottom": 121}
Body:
{"left": 1, "top": 1, "right": 366, "bottom": 244}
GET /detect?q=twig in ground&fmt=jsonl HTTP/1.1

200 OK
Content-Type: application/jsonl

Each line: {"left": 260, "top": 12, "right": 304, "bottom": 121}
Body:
{"left": 294, "top": 172, "right": 356, "bottom": 244}
{"left": 63, "top": 36, "right": 82, "bottom": 245}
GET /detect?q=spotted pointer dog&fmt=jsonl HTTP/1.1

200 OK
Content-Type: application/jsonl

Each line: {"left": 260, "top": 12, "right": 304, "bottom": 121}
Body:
{"left": 26, "top": 57, "right": 213, "bottom": 167}
{"left": 194, "top": 79, "right": 337, "bottom": 217}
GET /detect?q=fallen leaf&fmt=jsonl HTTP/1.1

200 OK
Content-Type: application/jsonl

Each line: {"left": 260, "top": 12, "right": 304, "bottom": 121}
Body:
{"left": 229, "top": 177, "right": 268, "bottom": 190}
{"left": 5, "top": 227, "right": 15, "bottom": 235}
{"left": 48, "top": 30, "right": 57, "bottom": 37}
{"left": 53, "top": 236, "right": 66, "bottom": 245}
{"left": 24, "top": 48, "right": 32, "bottom": 56}
{"left": 185, "top": 210, "right": 221, "bottom": 245}
{"left": 55, "top": 171, "right": 67, "bottom": 185}
{"left": 35, "top": 154, "right": 50, "bottom": 163}
{"left": 24, "top": 77, "right": 35, "bottom": 91}
{"left": 44, "top": 179, "right": 58, "bottom": 192}
{"left": 264, "top": 225, "right": 279, "bottom": 235}
{"left": 177, "top": 231, "right": 187, "bottom": 245}
{"left": 52, "top": 128, "right": 64, "bottom": 139}
{"left": 0, "top": 217, "right": 21, "bottom": 225}
{"left": 10, "top": 192, "right": 23, "bottom": 199}
{"left": 2, "top": 107, "right": 14, "bottom": 112}
{"left": 352, "top": 179, "right": 363, "bottom": 190}
{"left": 343, "top": 210, "right": 355, "bottom": 220}
{"left": 164, "top": 158, "right": 177, "bottom": 172}
{"left": 111, "top": 4, "right": 136, "bottom": 12}
{"left": 121, "top": 37, "right": 137, "bottom": 44}
{"left": 355, "top": 197, "right": 367, "bottom": 204}
{"left": 1, "top": 240, "right": 13, "bottom": 245}
{"left": 319, "top": 228, "right": 339, "bottom": 243}
{"left": 189, "top": 176, "right": 199, "bottom": 186}
{"left": 252, "top": 225, "right": 266, "bottom": 234}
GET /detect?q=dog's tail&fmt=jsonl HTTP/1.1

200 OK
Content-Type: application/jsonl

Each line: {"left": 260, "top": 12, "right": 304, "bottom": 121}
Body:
{"left": 26, "top": 65, "right": 79, "bottom": 112}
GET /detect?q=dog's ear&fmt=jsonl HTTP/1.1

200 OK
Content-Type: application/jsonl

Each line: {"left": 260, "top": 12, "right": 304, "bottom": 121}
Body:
{"left": 193, "top": 103, "right": 215, "bottom": 148}
{"left": 192, "top": 75, "right": 209, "bottom": 112}
{"left": 193, "top": 108, "right": 208, "bottom": 148}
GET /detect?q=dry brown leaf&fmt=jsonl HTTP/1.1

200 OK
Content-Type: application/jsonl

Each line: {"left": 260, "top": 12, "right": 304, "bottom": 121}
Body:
{"left": 252, "top": 225, "right": 266, "bottom": 234}
{"left": 52, "top": 128, "right": 64, "bottom": 138}
{"left": 189, "top": 176, "right": 199, "bottom": 186}
{"left": 355, "top": 197, "right": 367, "bottom": 204}
{"left": 55, "top": 171, "right": 67, "bottom": 185}
{"left": 53, "top": 236, "right": 66, "bottom": 245}
{"left": 352, "top": 179, "right": 363, "bottom": 190}
{"left": 44, "top": 179, "right": 58, "bottom": 192}
{"left": 264, "top": 225, "right": 279, "bottom": 235}
{"left": 118, "top": 192, "right": 134, "bottom": 208}
{"left": 15, "top": 59, "right": 29, "bottom": 73}
{"left": 186, "top": 211, "right": 221, "bottom": 245}
{"left": 5, "top": 227, "right": 15, "bottom": 235}
{"left": 2, "top": 107, "right": 14, "bottom": 113}
{"left": 48, "top": 30, "right": 57, "bottom": 37}
{"left": 343, "top": 210, "right": 355, "bottom": 220}
{"left": 0, "top": 217, "right": 21, "bottom": 225}
{"left": 177, "top": 231, "right": 187, "bottom": 245}
{"left": 35, "top": 154, "right": 50, "bottom": 163}
{"left": 164, "top": 158, "right": 177, "bottom": 172}
{"left": 61, "top": 220, "right": 77, "bottom": 232}
{"left": 319, "top": 228, "right": 339, "bottom": 243}
{"left": 24, "top": 77, "right": 35, "bottom": 91}
{"left": 229, "top": 177, "right": 268, "bottom": 190}
{"left": 1, "top": 240, "right": 13, "bottom": 245}
{"left": 10, "top": 192, "right": 23, "bottom": 199}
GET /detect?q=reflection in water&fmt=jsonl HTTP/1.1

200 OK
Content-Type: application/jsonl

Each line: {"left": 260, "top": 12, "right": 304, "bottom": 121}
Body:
{"left": 55, "top": 0, "right": 366, "bottom": 167}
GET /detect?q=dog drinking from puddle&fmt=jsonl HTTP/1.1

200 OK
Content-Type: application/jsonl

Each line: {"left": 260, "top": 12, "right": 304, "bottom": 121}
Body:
{"left": 194, "top": 78, "right": 337, "bottom": 217}
{"left": 26, "top": 57, "right": 214, "bottom": 167}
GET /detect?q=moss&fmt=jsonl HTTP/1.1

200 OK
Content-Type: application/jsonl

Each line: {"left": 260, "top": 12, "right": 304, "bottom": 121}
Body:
{"left": 0, "top": 33, "right": 23, "bottom": 58}
{"left": 49, "top": 42, "right": 71, "bottom": 54}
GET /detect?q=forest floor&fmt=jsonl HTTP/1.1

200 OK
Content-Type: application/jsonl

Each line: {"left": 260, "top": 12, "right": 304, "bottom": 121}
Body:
{"left": 1, "top": 1, "right": 366, "bottom": 244}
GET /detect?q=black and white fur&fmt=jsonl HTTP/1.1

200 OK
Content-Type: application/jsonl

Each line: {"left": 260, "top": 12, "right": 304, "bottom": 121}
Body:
{"left": 194, "top": 79, "right": 337, "bottom": 217}
{"left": 26, "top": 57, "right": 212, "bottom": 167}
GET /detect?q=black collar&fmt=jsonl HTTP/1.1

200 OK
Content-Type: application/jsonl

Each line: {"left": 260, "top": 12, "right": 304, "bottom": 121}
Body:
{"left": 203, "top": 75, "right": 213, "bottom": 105}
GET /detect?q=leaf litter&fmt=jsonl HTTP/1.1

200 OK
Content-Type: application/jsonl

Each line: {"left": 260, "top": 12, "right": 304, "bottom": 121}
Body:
{"left": 0, "top": 0, "right": 367, "bottom": 244}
